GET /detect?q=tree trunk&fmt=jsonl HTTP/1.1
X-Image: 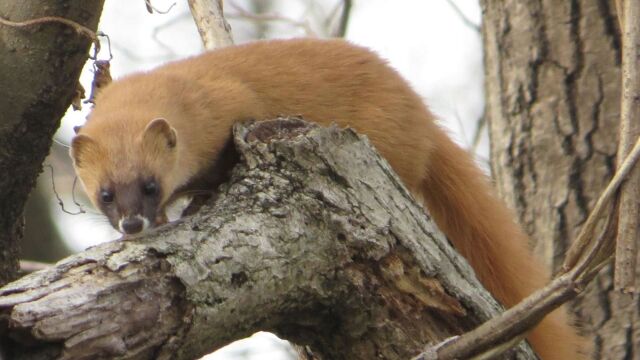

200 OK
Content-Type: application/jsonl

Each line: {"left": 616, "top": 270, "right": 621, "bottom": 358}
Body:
{"left": 0, "top": 1, "right": 105, "bottom": 285}
{"left": 0, "top": 119, "right": 536, "bottom": 360}
{"left": 482, "top": 1, "right": 632, "bottom": 358}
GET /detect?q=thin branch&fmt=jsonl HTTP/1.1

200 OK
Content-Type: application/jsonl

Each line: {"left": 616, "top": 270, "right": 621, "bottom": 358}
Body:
{"left": 71, "top": 176, "right": 89, "bottom": 213}
{"left": 334, "top": 0, "right": 352, "bottom": 37}
{"left": 415, "top": 135, "right": 640, "bottom": 359}
{"left": 615, "top": 0, "right": 624, "bottom": 30}
{"left": 451, "top": 108, "right": 470, "bottom": 148}
{"left": 425, "top": 266, "right": 592, "bottom": 359}
{"left": 84, "top": 59, "right": 112, "bottom": 105}
{"left": 442, "top": 0, "right": 480, "bottom": 33}
{"left": 613, "top": 0, "right": 640, "bottom": 294}
{"left": 144, "top": 0, "right": 177, "bottom": 14}
{"left": 45, "top": 165, "right": 86, "bottom": 216}
{"left": 19, "top": 260, "right": 51, "bottom": 273}
{"left": 472, "top": 114, "right": 486, "bottom": 153}
{"left": 95, "top": 31, "right": 113, "bottom": 60}
{"left": 188, "top": 0, "right": 234, "bottom": 50}
{"left": 563, "top": 136, "right": 640, "bottom": 271}
{"left": 0, "top": 15, "right": 100, "bottom": 55}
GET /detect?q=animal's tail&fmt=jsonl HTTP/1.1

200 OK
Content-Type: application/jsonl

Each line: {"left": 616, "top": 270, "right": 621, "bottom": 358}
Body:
{"left": 420, "top": 129, "right": 587, "bottom": 360}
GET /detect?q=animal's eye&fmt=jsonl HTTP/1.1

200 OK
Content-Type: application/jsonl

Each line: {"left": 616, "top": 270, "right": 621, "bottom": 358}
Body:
{"left": 142, "top": 180, "right": 159, "bottom": 196}
{"left": 100, "top": 190, "right": 114, "bottom": 204}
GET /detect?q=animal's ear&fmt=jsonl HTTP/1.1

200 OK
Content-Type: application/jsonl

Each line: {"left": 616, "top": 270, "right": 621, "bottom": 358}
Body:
{"left": 70, "top": 134, "right": 98, "bottom": 168}
{"left": 143, "top": 118, "right": 177, "bottom": 149}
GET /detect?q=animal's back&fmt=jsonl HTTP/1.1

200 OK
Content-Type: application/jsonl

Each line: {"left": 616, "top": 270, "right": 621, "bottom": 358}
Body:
{"left": 155, "top": 39, "right": 437, "bottom": 190}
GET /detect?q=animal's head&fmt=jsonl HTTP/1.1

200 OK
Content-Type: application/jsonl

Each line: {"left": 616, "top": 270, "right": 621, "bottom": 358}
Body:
{"left": 70, "top": 118, "right": 179, "bottom": 234}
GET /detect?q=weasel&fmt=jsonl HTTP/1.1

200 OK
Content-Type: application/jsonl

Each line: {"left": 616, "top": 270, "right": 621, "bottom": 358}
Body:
{"left": 70, "top": 38, "right": 585, "bottom": 359}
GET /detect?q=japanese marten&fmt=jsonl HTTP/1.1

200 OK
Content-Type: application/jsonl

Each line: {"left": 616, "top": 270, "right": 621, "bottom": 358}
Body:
{"left": 70, "top": 38, "right": 585, "bottom": 359}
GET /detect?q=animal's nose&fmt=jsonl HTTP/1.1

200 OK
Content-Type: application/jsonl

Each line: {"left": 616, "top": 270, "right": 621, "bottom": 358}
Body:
{"left": 121, "top": 217, "right": 144, "bottom": 234}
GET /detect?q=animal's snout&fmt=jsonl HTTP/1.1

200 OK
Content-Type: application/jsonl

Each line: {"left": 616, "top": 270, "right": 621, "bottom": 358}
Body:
{"left": 119, "top": 216, "right": 147, "bottom": 234}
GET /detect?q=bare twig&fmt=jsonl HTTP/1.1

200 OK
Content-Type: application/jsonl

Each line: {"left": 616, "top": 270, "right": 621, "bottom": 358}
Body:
{"left": 415, "top": 135, "right": 640, "bottom": 359}
{"left": 472, "top": 114, "right": 486, "bottom": 153}
{"left": 334, "top": 0, "right": 353, "bottom": 37}
{"left": 425, "top": 258, "right": 603, "bottom": 359}
{"left": 188, "top": 0, "right": 234, "bottom": 50}
{"left": 0, "top": 15, "right": 100, "bottom": 54}
{"left": 71, "top": 176, "right": 87, "bottom": 212}
{"left": 613, "top": 0, "right": 640, "bottom": 294}
{"left": 45, "top": 165, "right": 86, "bottom": 216}
{"left": 144, "top": 0, "right": 177, "bottom": 14}
{"left": 19, "top": 260, "right": 51, "bottom": 273}
{"left": 615, "top": 0, "right": 624, "bottom": 30}
{"left": 563, "top": 136, "right": 640, "bottom": 271}
{"left": 227, "top": 1, "right": 316, "bottom": 37}
{"left": 443, "top": 0, "right": 480, "bottom": 33}
{"left": 96, "top": 31, "right": 113, "bottom": 60}
{"left": 84, "top": 60, "right": 113, "bottom": 105}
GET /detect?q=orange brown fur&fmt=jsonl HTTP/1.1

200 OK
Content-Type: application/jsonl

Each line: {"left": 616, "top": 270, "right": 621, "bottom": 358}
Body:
{"left": 71, "top": 38, "right": 585, "bottom": 359}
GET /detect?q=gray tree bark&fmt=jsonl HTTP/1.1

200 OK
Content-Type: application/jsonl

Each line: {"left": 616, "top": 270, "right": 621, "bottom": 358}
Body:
{"left": 0, "top": 1, "right": 105, "bottom": 285}
{"left": 0, "top": 119, "right": 536, "bottom": 360}
{"left": 482, "top": 1, "right": 632, "bottom": 358}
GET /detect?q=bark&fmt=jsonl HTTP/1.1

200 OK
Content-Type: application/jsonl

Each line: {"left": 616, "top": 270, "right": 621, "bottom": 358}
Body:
{"left": 614, "top": 0, "right": 640, "bottom": 293}
{"left": 0, "top": 1, "right": 105, "bottom": 285}
{"left": 188, "top": 0, "right": 234, "bottom": 50}
{"left": 481, "top": 1, "right": 634, "bottom": 358}
{"left": 0, "top": 119, "right": 536, "bottom": 360}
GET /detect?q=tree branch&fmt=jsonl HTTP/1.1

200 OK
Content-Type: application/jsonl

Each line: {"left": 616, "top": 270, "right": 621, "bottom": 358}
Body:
{"left": 443, "top": 0, "right": 480, "bottom": 33}
{"left": 187, "top": 0, "right": 234, "bottom": 50}
{"left": 0, "top": 119, "right": 535, "bottom": 360}
{"left": 333, "top": 0, "right": 352, "bottom": 37}
{"left": 416, "top": 135, "right": 640, "bottom": 360}
{"left": 614, "top": 0, "right": 640, "bottom": 294}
